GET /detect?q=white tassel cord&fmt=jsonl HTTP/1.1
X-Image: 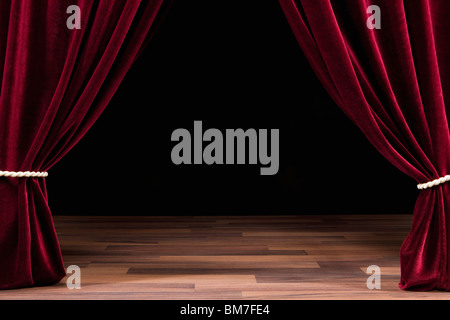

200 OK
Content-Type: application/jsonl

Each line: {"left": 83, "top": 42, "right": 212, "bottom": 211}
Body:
{"left": 417, "top": 175, "right": 450, "bottom": 190}
{"left": 0, "top": 171, "right": 48, "bottom": 178}
{"left": 0, "top": 170, "right": 447, "bottom": 188}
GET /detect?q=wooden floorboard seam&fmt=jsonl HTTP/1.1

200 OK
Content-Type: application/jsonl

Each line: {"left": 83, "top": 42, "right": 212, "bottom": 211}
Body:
{"left": 2, "top": 215, "right": 449, "bottom": 300}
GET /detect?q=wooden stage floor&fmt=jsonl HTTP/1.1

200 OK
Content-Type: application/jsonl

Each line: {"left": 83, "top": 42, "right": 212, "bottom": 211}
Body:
{"left": 2, "top": 214, "right": 450, "bottom": 300}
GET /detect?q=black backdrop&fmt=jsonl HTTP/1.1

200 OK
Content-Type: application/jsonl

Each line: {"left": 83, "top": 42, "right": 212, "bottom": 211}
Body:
{"left": 48, "top": 0, "right": 418, "bottom": 216}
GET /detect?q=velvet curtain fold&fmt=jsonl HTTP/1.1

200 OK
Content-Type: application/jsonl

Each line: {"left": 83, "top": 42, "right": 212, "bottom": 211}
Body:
{"left": 279, "top": 0, "right": 450, "bottom": 290}
{"left": 0, "top": 0, "right": 166, "bottom": 289}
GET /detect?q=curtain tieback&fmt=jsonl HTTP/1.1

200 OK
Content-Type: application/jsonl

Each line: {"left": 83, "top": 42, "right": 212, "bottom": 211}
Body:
{"left": 0, "top": 170, "right": 48, "bottom": 178}
{"left": 417, "top": 175, "right": 450, "bottom": 190}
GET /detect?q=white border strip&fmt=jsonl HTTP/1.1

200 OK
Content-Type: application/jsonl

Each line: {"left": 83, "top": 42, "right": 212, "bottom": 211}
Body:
{"left": 417, "top": 175, "right": 450, "bottom": 190}
{"left": 0, "top": 171, "right": 48, "bottom": 178}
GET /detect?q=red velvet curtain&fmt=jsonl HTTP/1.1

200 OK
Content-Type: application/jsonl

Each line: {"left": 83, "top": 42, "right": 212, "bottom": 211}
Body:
{"left": 279, "top": 0, "right": 450, "bottom": 290}
{"left": 0, "top": 0, "right": 166, "bottom": 289}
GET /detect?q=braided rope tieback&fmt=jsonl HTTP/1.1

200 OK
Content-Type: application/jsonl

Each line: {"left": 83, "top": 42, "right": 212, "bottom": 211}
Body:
{"left": 417, "top": 175, "right": 450, "bottom": 190}
{"left": 0, "top": 171, "right": 48, "bottom": 178}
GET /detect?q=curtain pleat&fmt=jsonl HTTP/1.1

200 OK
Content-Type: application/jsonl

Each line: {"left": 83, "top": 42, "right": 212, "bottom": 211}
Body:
{"left": 0, "top": 0, "right": 166, "bottom": 289}
{"left": 279, "top": 0, "right": 450, "bottom": 290}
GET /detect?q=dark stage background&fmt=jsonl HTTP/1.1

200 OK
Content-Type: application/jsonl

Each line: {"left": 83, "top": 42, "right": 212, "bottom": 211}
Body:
{"left": 48, "top": 0, "right": 418, "bottom": 216}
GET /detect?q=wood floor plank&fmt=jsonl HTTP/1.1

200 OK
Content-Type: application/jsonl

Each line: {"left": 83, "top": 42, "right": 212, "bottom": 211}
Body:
{"left": 3, "top": 214, "right": 449, "bottom": 299}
